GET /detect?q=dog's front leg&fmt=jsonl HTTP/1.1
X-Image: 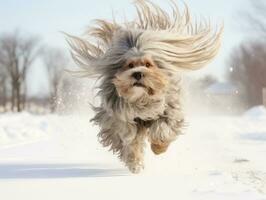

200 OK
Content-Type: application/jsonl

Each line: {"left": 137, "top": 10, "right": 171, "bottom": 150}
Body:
{"left": 120, "top": 126, "right": 146, "bottom": 173}
{"left": 149, "top": 109, "right": 184, "bottom": 155}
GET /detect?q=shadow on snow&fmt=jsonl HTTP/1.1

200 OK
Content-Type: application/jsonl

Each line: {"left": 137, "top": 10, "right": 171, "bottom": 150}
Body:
{"left": 0, "top": 163, "right": 128, "bottom": 179}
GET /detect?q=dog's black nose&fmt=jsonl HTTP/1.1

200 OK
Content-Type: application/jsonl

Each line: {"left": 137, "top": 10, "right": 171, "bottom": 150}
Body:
{"left": 132, "top": 72, "right": 143, "bottom": 80}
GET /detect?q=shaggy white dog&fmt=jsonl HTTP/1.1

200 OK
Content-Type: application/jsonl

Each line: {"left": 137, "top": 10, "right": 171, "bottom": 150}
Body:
{"left": 67, "top": 0, "right": 222, "bottom": 173}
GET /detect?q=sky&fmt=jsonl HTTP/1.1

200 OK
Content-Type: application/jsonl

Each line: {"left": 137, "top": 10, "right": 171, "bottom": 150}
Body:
{"left": 0, "top": 0, "right": 253, "bottom": 96}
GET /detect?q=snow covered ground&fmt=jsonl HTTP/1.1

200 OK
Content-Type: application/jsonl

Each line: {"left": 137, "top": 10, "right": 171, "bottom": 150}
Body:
{"left": 0, "top": 108, "right": 266, "bottom": 200}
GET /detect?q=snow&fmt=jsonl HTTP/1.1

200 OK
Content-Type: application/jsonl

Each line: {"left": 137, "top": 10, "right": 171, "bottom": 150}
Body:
{"left": 0, "top": 111, "right": 266, "bottom": 200}
{"left": 244, "top": 105, "right": 266, "bottom": 120}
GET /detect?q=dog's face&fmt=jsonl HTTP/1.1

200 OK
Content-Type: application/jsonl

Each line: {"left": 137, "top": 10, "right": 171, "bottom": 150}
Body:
{"left": 112, "top": 55, "right": 168, "bottom": 102}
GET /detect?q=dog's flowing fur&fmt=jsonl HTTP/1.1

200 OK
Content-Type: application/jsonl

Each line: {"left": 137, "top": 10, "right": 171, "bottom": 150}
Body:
{"left": 67, "top": 0, "right": 222, "bottom": 173}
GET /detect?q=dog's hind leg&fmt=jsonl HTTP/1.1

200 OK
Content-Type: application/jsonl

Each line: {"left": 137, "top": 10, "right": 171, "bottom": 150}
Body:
{"left": 120, "top": 127, "right": 146, "bottom": 174}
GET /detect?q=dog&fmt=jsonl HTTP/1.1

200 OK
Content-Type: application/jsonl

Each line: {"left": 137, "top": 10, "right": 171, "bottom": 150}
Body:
{"left": 67, "top": 0, "right": 222, "bottom": 173}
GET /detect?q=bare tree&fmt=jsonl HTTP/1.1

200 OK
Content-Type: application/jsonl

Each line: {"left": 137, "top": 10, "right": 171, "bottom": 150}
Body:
{"left": 43, "top": 48, "right": 69, "bottom": 112}
{"left": 0, "top": 65, "right": 8, "bottom": 111}
{"left": 0, "top": 31, "right": 41, "bottom": 112}
{"left": 226, "top": 0, "right": 266, "bottom": 108}
{"left": 227, "top": 41, "right": 266, "bottom": 107}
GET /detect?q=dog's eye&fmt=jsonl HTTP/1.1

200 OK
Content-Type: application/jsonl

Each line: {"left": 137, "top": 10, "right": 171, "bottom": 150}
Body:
{"left": 145, "top": 62, "right": 151, "bottom": 68}
{"left": 128, "top": 63, "right": 134, "bottom": 68}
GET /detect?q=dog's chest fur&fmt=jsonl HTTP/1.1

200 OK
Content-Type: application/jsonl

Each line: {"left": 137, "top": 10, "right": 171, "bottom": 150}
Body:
{"left": 114, "top": 80, "right": 180, "bottom": 123}
{"left": 129, "top": 96, "right": 166, "bottom": 121}
{"left": 102, "top": 79, "right": 182, "bottom": 125}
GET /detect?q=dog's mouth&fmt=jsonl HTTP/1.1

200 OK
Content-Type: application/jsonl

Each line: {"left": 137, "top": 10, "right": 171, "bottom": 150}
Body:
{"left": 133, "top": 82, "right": 154, "bottom": 95}
{"left": 133, "top": 82, "right": 146, "bottom": 88}
{"left": 133, "top": 82, "right": 154, "bottom": 96}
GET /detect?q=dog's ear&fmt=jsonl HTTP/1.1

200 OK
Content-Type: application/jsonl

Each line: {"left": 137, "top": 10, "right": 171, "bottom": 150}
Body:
{"left": 63, "top": 32, "right": 100, "bottom": 77}
{"left": 138, "top": 26, "right": 223, "bottom": 71}
{"left": 88, "top": 19, "right": 120, "bottom": 46}
{"left": 63, "top": 20, "right": 122, "bottom": 77}
{"left": 65, "top": 0, "right": 223, "bottom": 75}
{"left": 133, "top": 0, "right": 223, "bottom": 71}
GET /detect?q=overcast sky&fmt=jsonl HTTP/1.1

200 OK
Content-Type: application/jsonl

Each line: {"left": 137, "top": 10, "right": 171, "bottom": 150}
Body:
{"left": 0, "top": 0, "right": 253, "bottom": 96}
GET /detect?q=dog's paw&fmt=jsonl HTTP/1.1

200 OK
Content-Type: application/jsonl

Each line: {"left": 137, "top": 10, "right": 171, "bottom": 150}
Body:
{"left": 127, "top": 162, "right": 144, "bottom": 174}
{"left": 149, "top": 120, "right": 176, "bottom": 144}
{"left": 151, "top": 142, "right": 169, "bottom": 155}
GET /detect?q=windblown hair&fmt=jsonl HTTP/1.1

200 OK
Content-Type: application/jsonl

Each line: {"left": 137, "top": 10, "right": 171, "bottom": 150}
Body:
{"left": 66, "top": 0, "right": 223, "bottom": 173}
{"left": 67, "top": 0, "right": 223, "bottom": 76}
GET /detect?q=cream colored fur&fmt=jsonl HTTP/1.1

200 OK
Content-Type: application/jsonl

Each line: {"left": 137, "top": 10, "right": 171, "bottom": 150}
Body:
{"left": 67, "top": 0, "right": 222, "bottom": 173}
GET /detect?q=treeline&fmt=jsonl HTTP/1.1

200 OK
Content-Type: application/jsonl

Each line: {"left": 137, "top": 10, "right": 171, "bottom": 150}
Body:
{"left": 0, "top": 31, "right": 69, "bottom": 113}
{"left": 226, "top": 0, "right": 266, "bottom": 108}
